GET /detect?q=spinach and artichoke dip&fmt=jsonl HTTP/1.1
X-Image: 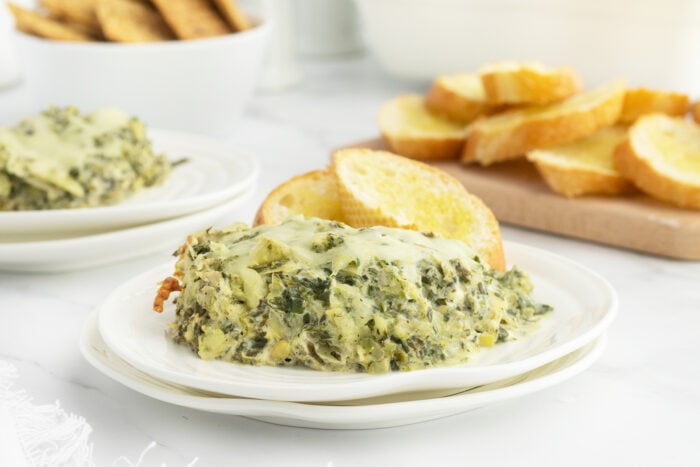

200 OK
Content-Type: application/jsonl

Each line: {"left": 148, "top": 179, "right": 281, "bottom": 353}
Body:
{"left": 0, "top": 106, "right": 171, "bottom": 210}
{"left": 155, "top": 217, "right": 552, "bottom": 374}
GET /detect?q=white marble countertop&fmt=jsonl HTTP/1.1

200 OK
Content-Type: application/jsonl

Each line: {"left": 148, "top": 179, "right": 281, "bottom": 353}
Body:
{"left": 1, "top": 56, "right": 699, "bottom": 467}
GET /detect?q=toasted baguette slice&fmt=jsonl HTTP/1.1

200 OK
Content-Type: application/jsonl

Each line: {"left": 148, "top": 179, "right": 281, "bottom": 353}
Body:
{"left": 253, "top": 169, "right": 344, "bottom": 226}
{"left": 378, "top": 95, "right": 468, "bottom": 161}
{"left": 618, "top": 88, "right": 690, "bottom": 124}
{"left": 527, "top": 126, "right": 635, "bottom": 197}
{"left": 463, "top": 80, "right": 626, "bottom": 166}
{"left": 479, "top": 61, "right": 581, "bottom": 105}
{"left": 425, "top": 73, "right": 499, "bottom": 124}
{"left": 332, "top": 148, "right": 505, "bottom": 270}
{"left": 614, "top": 114, "right": 700, "bottom": 209}
{"left": 693, "top": 102, "right": 700, "bottom": 125}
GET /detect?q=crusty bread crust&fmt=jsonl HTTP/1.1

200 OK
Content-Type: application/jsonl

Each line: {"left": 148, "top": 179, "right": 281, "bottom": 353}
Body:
{"left": 380, "top": 132, "right": 464, "bottom": 161}
{"left": 526, "top": 126, "right": 634, "bottom": 197}
{"left": 253, "top": 169, "right": 344, "bottom": 226}
{"left": 462, "top": 81, "right": 626, "bottom": 166}
{"left": 693, "top": 102, "right": 700, "bottom": 125}
{"left": 614, "top": 116, "right": 700, "bottom": 209}
{"left": 479, "top": 62, "right": 581, "bottom": 105}
{"left": 615, "top": 140, "right": 700, "bottom": 208}
{"left": 379, "top": 95, "right": 467, "bottom": 161}
{"left": 332, "top": 148, "right": 505, "bottom": 270}
{"left": 425, "top": 74, "right": 495, "bottom": 124}
{"left": 618, "top": 88, "right": 690, "bottom": 124}
{"left": 530, "top": 158, "right": 635, "bottom": 197}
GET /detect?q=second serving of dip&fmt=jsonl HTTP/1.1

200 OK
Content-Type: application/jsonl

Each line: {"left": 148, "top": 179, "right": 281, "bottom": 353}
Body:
{"left": 0, "top": 106, "right": 171, "bottom": 210}
{"left": 159, "top": 217, "right": 552, "bottom": 373}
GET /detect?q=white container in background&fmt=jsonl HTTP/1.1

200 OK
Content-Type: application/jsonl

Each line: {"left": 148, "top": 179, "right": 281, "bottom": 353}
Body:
{"left": 257, "top": 0, "right": 302, "bottom": 90}
{"left": 0, "top": 6, "right": 20, "bottom": 88}
{"left": 12, "top": 20, "right": 270, "bottom": 135}
{"left": 354, "top": 0, "right": 700, "bottom": 94}
{"left": 295, "top": 0, "right": 363, "bottom": 57}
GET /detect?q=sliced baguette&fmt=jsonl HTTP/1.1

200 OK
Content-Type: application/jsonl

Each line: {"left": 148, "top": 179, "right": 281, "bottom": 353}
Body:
{"left": 332, "top": 148, "right": 505, "bottom": 270}
{"left": 378, "top": 94, "right": 467, "bottom": 161}
{"left": 614, "top": 114, "right": 700, "bottom": 209}
{"left": 425, "top": 73, "right": 499, "bottom": 124}
{"left": 479, "top": 61, "right": 581, "bottom": 105}
{"left": 462, "top": 80, "right": 626, "bottom": 166}
{"left": 618, "top": 88, "right": 690, "bottom": 124}
{"left": 527, "top": 125, "right": 635, "bottom": 197}
{"left": 253, "top": 169, "right": 344, "bottom": 226}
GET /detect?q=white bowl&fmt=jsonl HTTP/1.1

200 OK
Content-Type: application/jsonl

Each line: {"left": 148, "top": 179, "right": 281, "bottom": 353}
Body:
{"left": 12, "top": 21, "right": 270, "bottom": 135}
{"left": 355, "top": 0, "right": 700, "bottom": 94}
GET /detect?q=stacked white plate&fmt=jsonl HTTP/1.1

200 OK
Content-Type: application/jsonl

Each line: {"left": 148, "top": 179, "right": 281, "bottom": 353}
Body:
{"left": 82, "top": 242, "right": 618, "bottom": 429}
{"left": 0, "top": 129, "right": 258, "bottom": 272}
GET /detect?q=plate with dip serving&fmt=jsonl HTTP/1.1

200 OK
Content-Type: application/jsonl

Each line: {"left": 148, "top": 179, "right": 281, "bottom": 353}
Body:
{"left": 82, "top": 309, "right": 608, "bottom": 430}
{"left": 0, "top": 127, "right": 258, "bottom": 241}
{"left": 0, "top": 185, "right": 255, "bottom": 272}
{"left": 96, "top": 240, "right": 617, "bottom": 403}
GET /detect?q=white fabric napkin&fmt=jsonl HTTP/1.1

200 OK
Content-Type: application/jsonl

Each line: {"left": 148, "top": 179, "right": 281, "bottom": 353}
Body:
{"left": 0, "top": 361, "right": 199, "bottom": 466}
{"left": 0, "top": 362, "right": 94, "bottom": 466}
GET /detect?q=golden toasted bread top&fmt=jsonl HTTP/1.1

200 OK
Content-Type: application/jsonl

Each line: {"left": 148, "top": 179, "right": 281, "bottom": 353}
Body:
{"left": 379, "top": 95, "right": 467, "bottom": 138}
{"left": 619, "top": 88, "right": 690, "bottom": 124}
{"left": 331, "top": 148, "right": 505, "bottom": 270}
{"left": 479, "top": 61, "right": 581, "bottom": 104}
{"left": 254, "top": 169, "right": 344, "bottom": 226}
{"left": 626, "top": 114, "right": 700, "bottom": 180}
{"left": 527, "top": 125, "right": 628, "bottom": 174}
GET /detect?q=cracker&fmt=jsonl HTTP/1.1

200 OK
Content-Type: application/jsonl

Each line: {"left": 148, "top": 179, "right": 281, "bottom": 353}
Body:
{"left": 40, "top": 0, "right": 101, "bottom": 35}
{"left": 96, "top": 0, "right": 175, "bottom": 42}
{"left": 212, "top": 0, "right": 250, "bottom": 31}
{"left": 45, "top": 11, "right": 103, "bottom": 39}
{"left": 151, "top": 0, "right": 232, "bottom": 39}
{"left": 7, "top": 2, "right": 93, "bottom": 42}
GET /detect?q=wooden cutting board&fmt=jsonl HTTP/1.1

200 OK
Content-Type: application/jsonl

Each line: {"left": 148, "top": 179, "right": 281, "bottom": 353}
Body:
{"left": 343, "top": 138, "right": 700, "bottom": 261}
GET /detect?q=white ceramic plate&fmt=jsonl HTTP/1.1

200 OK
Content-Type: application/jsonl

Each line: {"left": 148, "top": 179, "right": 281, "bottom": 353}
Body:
{"left": 0, "top": 185, "right": 254, "bottom": 273}
{"left": 0, "top": 129, "right": 258, "bottom": 241}
{"left": 97, "top": 241, "right": 617, "bottom": 402}
{"left": 82, "top": 312, "right": 607, "bottom": 429}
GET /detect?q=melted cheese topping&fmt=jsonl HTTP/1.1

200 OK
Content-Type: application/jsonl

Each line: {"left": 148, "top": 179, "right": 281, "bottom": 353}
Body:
{"left": 167, "top": 217, "right": 551, "bottom": 373}
{"left": 0, "top": 107, "right": 170, "bottom": 210}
